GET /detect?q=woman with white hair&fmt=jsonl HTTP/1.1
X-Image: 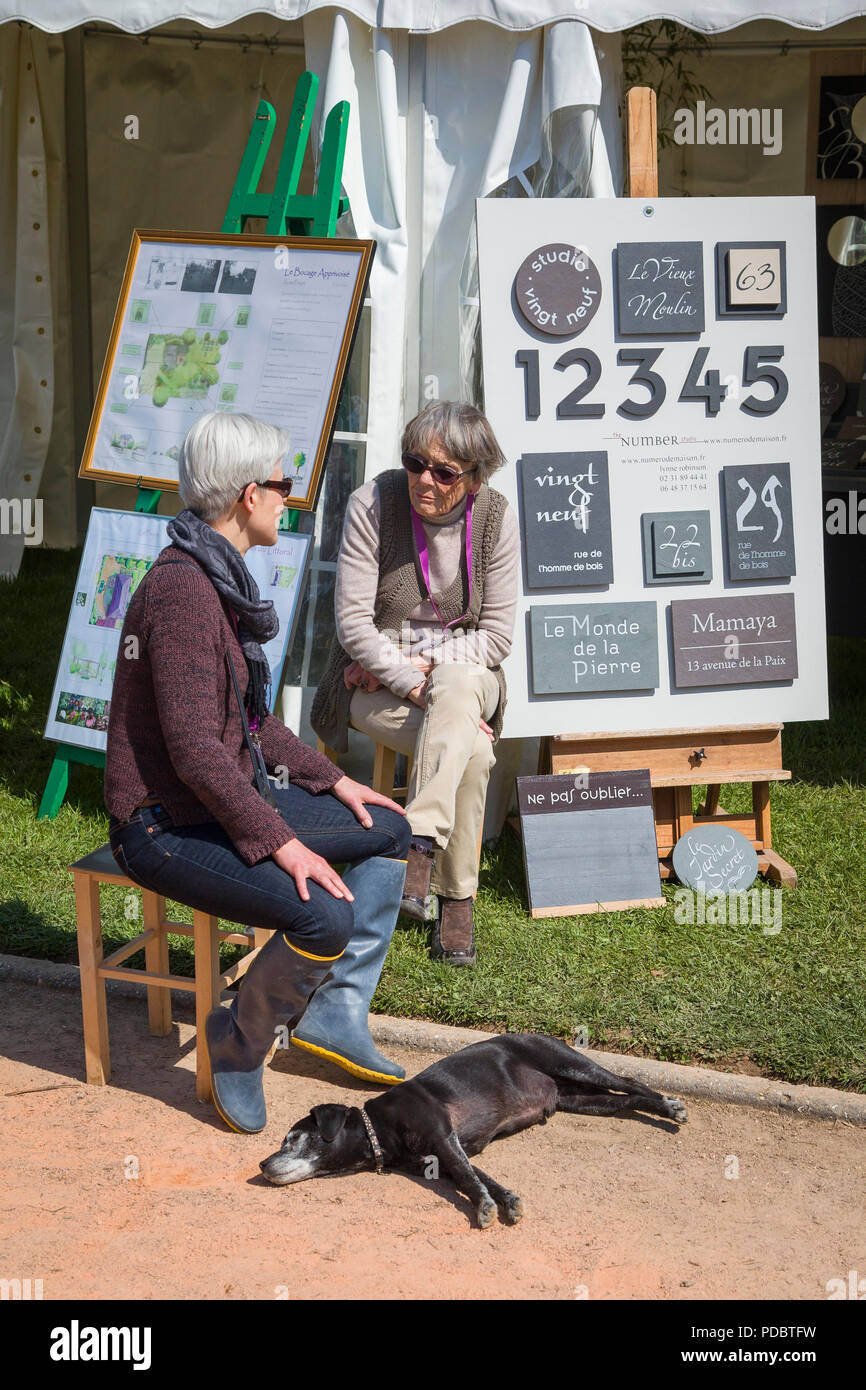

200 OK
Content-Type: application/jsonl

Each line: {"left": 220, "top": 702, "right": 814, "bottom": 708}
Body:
{"left": 311, "top": 401, "right": 519, "bottom": 968}
{"left": 105, "top": 411, "right": 411, "bottom": 1135}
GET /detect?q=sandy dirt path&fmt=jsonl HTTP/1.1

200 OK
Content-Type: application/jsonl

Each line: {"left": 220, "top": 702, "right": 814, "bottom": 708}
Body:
{"left": 1, "top": 979, "right": 863, "bottom": 1301}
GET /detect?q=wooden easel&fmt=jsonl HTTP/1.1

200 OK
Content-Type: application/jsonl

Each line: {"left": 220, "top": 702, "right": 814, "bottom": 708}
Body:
{"left": 535, "top": 88, "right": 798, "bottom": 890}
{"left": 37, "top": 73, "right": 350, "bottom": 820}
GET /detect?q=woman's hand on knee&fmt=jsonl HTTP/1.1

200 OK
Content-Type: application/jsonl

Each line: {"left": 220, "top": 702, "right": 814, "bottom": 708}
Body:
{"left": 480, "top": 718, "right": 494, "bottom": 742}
{"left": 272, "top": 839, "right": 354, "bottom": 903}
{"left": 330, "top": 774, "right": 406, "bottom": 827}
{"left": 344, "top": 660, "right": 380, "bottom": 693}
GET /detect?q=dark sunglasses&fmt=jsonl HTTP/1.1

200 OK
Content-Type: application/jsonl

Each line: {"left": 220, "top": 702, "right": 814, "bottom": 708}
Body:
{"left": 236, "top": 477, "right": 294, "bottom": 503}
{"left": 402, "top": 452, "right": 477, "bottom": 486}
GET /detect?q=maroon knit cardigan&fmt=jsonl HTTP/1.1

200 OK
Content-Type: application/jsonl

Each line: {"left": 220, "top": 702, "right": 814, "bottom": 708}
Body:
{"left": 104, "top": 547, "right": 341, "bottom": 865}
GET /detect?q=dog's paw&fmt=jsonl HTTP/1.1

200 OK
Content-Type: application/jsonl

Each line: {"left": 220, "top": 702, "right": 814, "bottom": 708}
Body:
{"left": 502, "top": 1194, "right": 524, "bottom": 1225}
{"left": 666, "top": 1097, "right": 687, "bottom": 1123}
{"left": 477, "top": 1198, "right": 497, "bottom": 1229}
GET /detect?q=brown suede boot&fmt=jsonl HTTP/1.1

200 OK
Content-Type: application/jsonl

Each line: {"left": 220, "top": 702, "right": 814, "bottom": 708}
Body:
{"left": 431, "top": 896, "right": 476, "bottom": 966}
{"left": 400, "top": 839, "right": 437, "bottom": 922}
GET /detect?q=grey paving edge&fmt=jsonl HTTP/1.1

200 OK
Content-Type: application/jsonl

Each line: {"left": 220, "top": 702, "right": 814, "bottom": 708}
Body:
{"left": 3, "top": 952, "right": 864, "bottom": 1125}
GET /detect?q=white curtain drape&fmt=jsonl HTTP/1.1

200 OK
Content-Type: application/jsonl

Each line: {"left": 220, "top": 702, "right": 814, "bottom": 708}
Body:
{"left": 0, "top": 25, "right": 73, "bottom": 578}
{"left": 303, "top": 13, "right": 622, "bottom": 479}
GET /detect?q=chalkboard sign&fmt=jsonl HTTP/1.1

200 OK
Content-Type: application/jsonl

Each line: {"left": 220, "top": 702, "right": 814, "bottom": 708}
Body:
{"left": 671, "top": 593, "right": 798, "bottom": 687}
{"left": 616, "top": 242, "right": 705, "bottom": 335}
{"left": 517, "top": 452, "right": 613, "bottom": 589}
{"left": 641, "top": 510, "right": 712, "bottom": 585}
{"left": 517, "top": 769, "right": 664, "bottom": 916}
{"left": 722, "top": 462, "right": 796, "bottom": 580}
{"left": 528, "top": 601, "right": 659, "bottom": 695}
{"left": 672, "top": 826, "right": 759, "bottom": 894}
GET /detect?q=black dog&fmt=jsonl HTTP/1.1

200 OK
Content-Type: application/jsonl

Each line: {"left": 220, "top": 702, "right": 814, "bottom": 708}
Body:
{"left": 260, "top": 1034, "right": 686, "bottom": 1227}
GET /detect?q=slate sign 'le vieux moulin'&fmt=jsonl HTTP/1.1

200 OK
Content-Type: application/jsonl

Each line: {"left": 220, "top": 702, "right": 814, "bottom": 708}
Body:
{"left": 670, "top": 593, "right": 798, "bottom": 688}
{"left": 616, "top": 242, "right": 706, "bottom": 335}
{"left": 517, "top": 770, "right": 663, "bottom": 916}
{"left": 721, "top": 462, "right": 796, "bottom": 580}
{"left": 529, "top": 601, "right": 659, "bottom": 695}
{"left": 518, "top": 452, "right": 613, "bottom": 589}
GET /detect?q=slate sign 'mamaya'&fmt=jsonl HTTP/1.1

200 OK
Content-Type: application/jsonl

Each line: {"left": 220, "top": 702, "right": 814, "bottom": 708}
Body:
{"left": 722, "top": 462, "right": 796, "bottom": 580}
{"left": 518, "top": 452, "right": 613, "bottom": 588}
{"left": 529, "top": 601, "right": 659, "bottom": 695}
{"left": 517, "top": 770, "right": 663, "bottom": 916}
{"left": 671, "top": 593, "right": 798, "bottom": 687}
{"left": 616, "top": 242, "right": 705, "bottom": 335}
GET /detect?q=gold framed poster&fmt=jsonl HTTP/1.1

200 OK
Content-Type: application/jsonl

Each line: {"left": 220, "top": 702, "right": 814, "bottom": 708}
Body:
{"left": 78, "top": 230, "right": 375, "bottom": 511}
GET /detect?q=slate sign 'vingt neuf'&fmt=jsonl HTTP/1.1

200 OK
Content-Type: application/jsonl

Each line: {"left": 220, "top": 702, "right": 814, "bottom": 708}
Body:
{"left": 518, "top": 452, "right": 613, "bottom": 589}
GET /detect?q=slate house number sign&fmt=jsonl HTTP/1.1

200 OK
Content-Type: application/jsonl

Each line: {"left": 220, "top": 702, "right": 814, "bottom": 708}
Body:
{"left": 616, "top": 242, "right": 705, "bottom": 335}
{"left": 518, "top": 452, "right": 613, "bottom": 588}
{"left": 671, "top": 593, "right": 798, "bottom": 687}
{"left": 529, "top": 601, "right": 659, "bottom": 695}
{"left": 722, "top": 462, "right": 796, "bottom": 579}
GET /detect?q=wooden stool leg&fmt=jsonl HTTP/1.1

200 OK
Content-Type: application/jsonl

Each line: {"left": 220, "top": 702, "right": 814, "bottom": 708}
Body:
{"left": 142, "top": 891, "right": 172, "bottom": 1037}
{"left": 73, "top": 872, "right": 110, "bottom": 1085}
{"left": 373, "top": 742, "right": 396, "bottom": 797}
{"left": 753, "top": 780, "right": 772, "bottom": 850}
{"left": 194, "top": 911, "right": 221, "bottom": 1102}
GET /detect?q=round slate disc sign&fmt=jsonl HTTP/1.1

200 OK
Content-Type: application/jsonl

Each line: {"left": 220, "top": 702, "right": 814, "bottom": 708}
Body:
{"left": 514, "top": 243, "right": 602, "bottom": 337}
{"left": 819, "top": 360, "right": 846, "bottom": 416}
{"left": 672, "top": 826, "right": 759, "bottom": 895}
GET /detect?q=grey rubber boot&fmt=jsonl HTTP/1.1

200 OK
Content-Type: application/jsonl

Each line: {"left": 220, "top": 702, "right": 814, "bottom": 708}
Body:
{"left": 205, "top": 929, "right": 340, "bottom": 1134}
{"left": 291, "top": 855, "right": 407, "bottom": 1085}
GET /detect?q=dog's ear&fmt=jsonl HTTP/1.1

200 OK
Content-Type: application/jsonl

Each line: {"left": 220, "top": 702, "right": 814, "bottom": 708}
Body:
{"left": 311, "top": 1104, "right": 349, "bottom": 1143}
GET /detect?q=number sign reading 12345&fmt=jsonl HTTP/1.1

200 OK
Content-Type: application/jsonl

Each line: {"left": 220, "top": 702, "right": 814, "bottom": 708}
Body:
{"left": 514, "top": 345, "right": 788, "bottom": 422}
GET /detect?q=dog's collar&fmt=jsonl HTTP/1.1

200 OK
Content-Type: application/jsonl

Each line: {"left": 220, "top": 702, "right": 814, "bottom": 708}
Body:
{"left": 360, "top": 1105, "right": 385, "bottom": 1174}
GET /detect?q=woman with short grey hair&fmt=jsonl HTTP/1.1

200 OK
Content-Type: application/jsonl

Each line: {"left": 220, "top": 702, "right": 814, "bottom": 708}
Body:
{"left": 105, "top": 411, "right": 412, "bottom": 1133}
{"left": 311, "top": 400, "right": 519, "bottom": 967}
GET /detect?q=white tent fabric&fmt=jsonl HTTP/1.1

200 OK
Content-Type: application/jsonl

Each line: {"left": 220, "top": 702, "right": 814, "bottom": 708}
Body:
{"left": 0, "top": 26, "right": 72, "bottom": 579}
{"left": 304, "top": 13, "right": 623, "bottom": 478}
{"left": 1, "top": 1, "right": 859, "bottom": 36}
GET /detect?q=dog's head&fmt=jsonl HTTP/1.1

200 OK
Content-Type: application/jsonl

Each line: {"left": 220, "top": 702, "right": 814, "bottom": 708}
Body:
{"left": 259, "top": 1104, "right": 369, "bottom": 1186}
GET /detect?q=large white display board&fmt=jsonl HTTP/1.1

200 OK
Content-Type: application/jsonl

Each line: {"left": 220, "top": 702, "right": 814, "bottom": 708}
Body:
{"left": 477, "top": 197, "right": 828, "bottom": 739}
{"left": 45, "top": 509, "right": 311, "bottom": 752}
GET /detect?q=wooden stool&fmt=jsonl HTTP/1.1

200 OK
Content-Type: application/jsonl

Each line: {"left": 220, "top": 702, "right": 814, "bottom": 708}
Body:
{"left": 70, "top": 843, "right": 274, "bottom": 1102}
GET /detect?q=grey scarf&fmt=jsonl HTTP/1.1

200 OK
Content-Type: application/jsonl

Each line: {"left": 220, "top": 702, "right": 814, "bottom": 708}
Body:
{"left": 167, "top": 508, "right": 278, "bottom": 722}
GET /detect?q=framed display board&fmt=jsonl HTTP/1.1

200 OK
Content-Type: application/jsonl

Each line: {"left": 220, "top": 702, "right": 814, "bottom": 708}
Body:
{"left": 477, "top": 197, "right": 828, "bottom": 739}
{"left": 44, "top": 509, "right": 311, "bottom": 753}
{"left": 78, "top": 231, "right": 374, "bottom": 510}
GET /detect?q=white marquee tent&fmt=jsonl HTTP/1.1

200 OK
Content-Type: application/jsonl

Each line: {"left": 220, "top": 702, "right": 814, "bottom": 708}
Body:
{"left": 0, "top": 1, "right": 859, "bottom": 581}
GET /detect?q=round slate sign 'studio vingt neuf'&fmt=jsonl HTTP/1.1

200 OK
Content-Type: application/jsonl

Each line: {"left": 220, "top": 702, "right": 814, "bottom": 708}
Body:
{"left": 672, "top": 825, "right": 760, "bottom": 895}
{"left": 513, "top": 242, "right": 602, "bottom": 337}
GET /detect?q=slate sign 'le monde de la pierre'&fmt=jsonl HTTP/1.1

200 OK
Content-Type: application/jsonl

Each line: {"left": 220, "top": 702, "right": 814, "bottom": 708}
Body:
{"left": 518, "top": 452, "right": 613, "bottom": 588}
{"left": 616, "top": 242, "right": 705, "bottom": 335}
{"left": 517, "top": 770, "right": 663, "bottom": 916}
{"left": 529, "top": 601, "right": 659, "bottom": 695}
{"left": 671, "top": 593, "right": 798, "bottom": 687}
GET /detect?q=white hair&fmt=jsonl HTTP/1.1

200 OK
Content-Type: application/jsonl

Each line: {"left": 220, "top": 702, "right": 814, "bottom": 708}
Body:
{"left": 179, "top": 412, "right": 290, "bottom": 521}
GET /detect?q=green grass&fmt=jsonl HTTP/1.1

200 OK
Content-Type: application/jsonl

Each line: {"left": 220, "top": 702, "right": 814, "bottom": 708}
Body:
{"left": 2, "top": 547, "right": 865, "bottom": 1091}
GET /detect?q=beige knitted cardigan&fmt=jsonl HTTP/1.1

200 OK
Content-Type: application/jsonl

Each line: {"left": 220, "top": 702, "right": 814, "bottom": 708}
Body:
{"left": 311, "top": 468, "right": 509, "bottom": 753}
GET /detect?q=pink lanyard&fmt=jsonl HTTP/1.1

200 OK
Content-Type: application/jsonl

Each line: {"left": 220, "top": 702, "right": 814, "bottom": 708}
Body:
{"left": 410, "top": 493, "right": 474, "bottom": 632}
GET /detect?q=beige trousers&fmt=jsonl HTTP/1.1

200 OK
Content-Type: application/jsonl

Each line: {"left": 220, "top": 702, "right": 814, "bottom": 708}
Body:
{"left": 349, "top": 663, "right": 500, "bottom": 900}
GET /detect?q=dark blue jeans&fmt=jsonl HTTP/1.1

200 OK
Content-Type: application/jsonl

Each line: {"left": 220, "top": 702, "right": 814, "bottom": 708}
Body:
{"left": 108, "top": 784, "right": 410, "bottom": 958}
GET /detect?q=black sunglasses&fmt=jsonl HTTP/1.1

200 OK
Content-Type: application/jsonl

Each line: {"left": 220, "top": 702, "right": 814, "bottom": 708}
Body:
{"left": 402, "top": 452, "right": 477, "bottom": 486}
{"left": 236, "top": 477, "right": 294, "bottom": 503}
